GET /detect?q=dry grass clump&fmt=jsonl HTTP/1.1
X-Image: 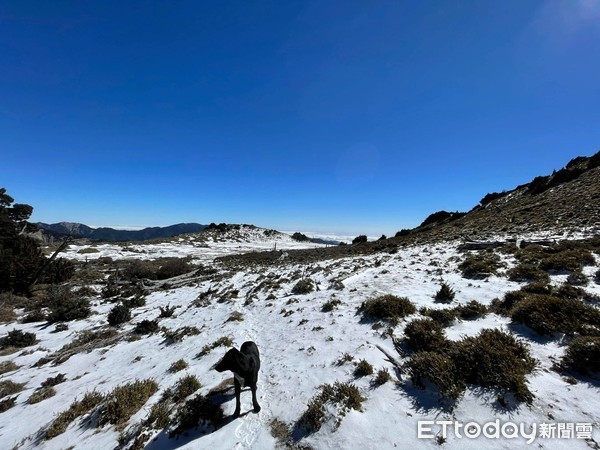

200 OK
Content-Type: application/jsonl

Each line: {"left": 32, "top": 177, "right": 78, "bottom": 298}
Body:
{"left": 134, "top": 319, "right": 160, "bottom": 334}
{"left": 358, "top": 295, "right": 416, "bottom": 325}
{"left": 28, "top": 386, "right": 56, "bottom": 404}
{"left": 0, "top": 360, "right": 19, "bottom": 375}
{"left": 419, "top": 307, "right": 457, "bottom": 326}
{"left": 171, "top": 375, "right": 202, "bottom": 403}
{"left": 162, "top": 326, "right": 201, "bottom": 344}
{"left": 45, "top": 391, "right": 105, "bottom": 439}
{"left": 434, "top": 282, "right": 455, "bottom": 303}
{"left": 322, "top": 299, "right": 342, "bottom": 312}
{"left": 353, "top": 359, "right": 374, "bottom": 377}
{"left": 372, "top": 368, "right": 392, "bottom": 386}
{"left": 168, "top": 359, "right": 188, "bottom": 373}
{"left": 197, "top": 336, "right": 233, "bottom": 357}
{"left": 0, "top": 379, "right": 25, "bottom": 397}
{"left": 99, "top": 379, "right": 159, "bottom": 429}
{"left": 296, "top": 382, "right": 365, "bottom": 434}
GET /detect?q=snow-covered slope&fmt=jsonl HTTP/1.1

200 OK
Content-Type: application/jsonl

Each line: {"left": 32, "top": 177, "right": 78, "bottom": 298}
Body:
{"left": 2, "top": 234, "right": 599, "bottom": 449}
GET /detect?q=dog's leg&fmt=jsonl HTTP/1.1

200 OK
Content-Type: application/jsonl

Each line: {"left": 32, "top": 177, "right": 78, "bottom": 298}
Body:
{"left": 251, "top": 384, "right": 261, "bottom": 413}
{"left": 233, "top": 378, "right": 241, "bottom": 417}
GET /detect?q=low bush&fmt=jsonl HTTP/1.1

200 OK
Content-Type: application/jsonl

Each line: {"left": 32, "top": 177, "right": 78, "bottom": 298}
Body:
{"left": 539, "top": 248, "right": 595, "bottom": 273}
{"left": 358, "top": 295, "right": 416, "bottom": 325}
{"left": 171, "top": 394, "right": 223, "bottom": 436}
{"left": 134, "top": 319, "right": 160, "bottom": 334}
{"left": 450, "top": 329, "right": 536, "bottom": 403}
{"left": 404, "top": 318, "right": 448, "bottom": 353}
{"left": 352, "top": 235, "right": 367, "bottom": 245}
{"left": 561, "top": 336, "right": 600, "bottom": 375}
{"left": 322, "top": 299, "right": 342, "bottom": 312}
{"left": 21, "top": 309, "right": 46, "bottom": 323}
{"left": 0, "top": 329, "right": 37, "bottom": 349}
{"left": 419, "top": 307, "right": 456, "bottom": 326}
{"left": 107, "top": 304, "right": 131, "bottom": 326}
{"left": 510, "top": 294, "right": 600, "bottom": 336}
{"left": 405, "top": 351, "right": 465, "bottom": 400}
{"left": 566, "top": 270, "right": 588, "bottom": 286}
{"left": 122, "top": 296, "right": 146, "bottom": 308}
{"left": 162, "top": 326, "right": 201, "bottom": 345}
{"left": 292, "top": 279, "right": 314, "bottom": 295}
{"left": 507, "top": 263, "right": 550, "bottom": 284}
{"left": 156, "top": 258, "right": 193, "bottom": 280}
{"left": 159, "top": 304, "right": 177, "bottom": 318}
{"left": 459, "top": 252, "right": 502, "bottom": 279}
{"left": 0, "top": 396, "right": 17, "bottom": 412}
{"left": 45, "top": 286, "right": 91, "bottom": 323}
{"left": 454, "top": 300, "right": 487, "bottom": 320}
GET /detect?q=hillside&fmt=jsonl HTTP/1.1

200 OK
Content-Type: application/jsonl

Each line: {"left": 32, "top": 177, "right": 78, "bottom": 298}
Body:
{"left": 1, "top": 230, "right": 599, "bottom": 449}
{"left": 35, "top": 222, "right": 207, "bottom": 242}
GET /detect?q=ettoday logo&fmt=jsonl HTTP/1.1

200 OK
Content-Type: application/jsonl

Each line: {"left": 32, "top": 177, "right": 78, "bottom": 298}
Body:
{"left": 417, "top": 420, "right": 595, "bottom": 444}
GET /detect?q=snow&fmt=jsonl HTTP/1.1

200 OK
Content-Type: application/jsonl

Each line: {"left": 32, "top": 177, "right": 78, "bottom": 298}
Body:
{"left": 1, "top": 231, "right": 599, "bottom": 449}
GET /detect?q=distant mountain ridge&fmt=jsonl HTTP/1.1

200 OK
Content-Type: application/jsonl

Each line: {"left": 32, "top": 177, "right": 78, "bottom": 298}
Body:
{"left": 36, "top": 222, "right": 206, "bottom": 242}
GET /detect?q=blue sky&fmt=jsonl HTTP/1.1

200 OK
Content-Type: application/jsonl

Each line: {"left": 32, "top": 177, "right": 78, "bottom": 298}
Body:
{"left": 1, "top": 1, "right": 599, "bottom": 236}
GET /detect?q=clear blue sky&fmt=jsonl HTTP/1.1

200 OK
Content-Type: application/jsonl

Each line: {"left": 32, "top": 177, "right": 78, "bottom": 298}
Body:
{"left": 1, "top": 1, "right": 599, "bottom": 236}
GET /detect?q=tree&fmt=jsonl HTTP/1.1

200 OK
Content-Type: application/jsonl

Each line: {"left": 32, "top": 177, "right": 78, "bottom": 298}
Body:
{"left": 0, "top": 188, "right": 44, "bottom": 294}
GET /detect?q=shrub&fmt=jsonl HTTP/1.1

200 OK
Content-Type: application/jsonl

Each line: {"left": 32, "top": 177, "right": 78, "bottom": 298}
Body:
{"left": 419, "top": 307, "right": 456, "bottom": 326}
{"left": 46, "top": 286, "right": 91, "bottom": 323}
{"left": 227, "top": 311, "right": 244, "bottom": 322}
{"left": 21, "top": 309, "right": 46, "bottom": 323}
{"left": 450, "top": 329, "right": 536, "bottom": 403}
{"left": 134, "top": 319, "right": 160, "bottom": 334}
{"left": 405, "top": 351, "right": 465, "bottom": 400}
{"left": 507, "top": 264, "right": 550, "bottom": 284}
{"left": 510, "top": 294, "right": 600, "bottom": 336}
{"left": 352, "top": 235, "right": 367, "bottom": 245}
{"left": 107, "top": 304, "right": 131, "bottom": 326}
{"left": 0, "top": 329, "right": 37, "bottom": 349}
{"left": 296, "top": 382, "right": 364, "bottom": 434}
{"left": 0, "top": 305, "right": 16, "bottom": 323}
{"left": 156, "top": 258, "right": 193, "bottom": 280}
{"left": 459, "top": 252, "right": 502, "bottom": 279}
{"left": 99, "top": 379, "right": 159, "bottom": 428}
{"left": 292, "top": 279, "right": 314, "bottom": 295}
{"left": 159, "top": 304, "right": 177, "bottom": 318}
{"left": 454, "top": 300, "right": 487, "bottom": 320}
{"left": 561, "top": 336, "right": 600, "bottom": 375}
{"left": 42, "top": 373, "right": 67, "bottom": 387}
{"left": 171, "top": 395, "right": 223, "bottom": 436}
{"left": 566, "top": 270, "right": 588, "bottom": 286}
{"left": 404, "top": 318, "right": 448, "bottom": 353}
{"left": 539, "top": 248, "right": 595, "bottom": 273}
{"left": 434, "top": 282, "right": 455, "bottom": 303}
{"left": 122, "top": 296, "right": 146, "bottom": 308}
{"left": 354, "top": 359, "right": 374, "bottom": 377}
{"left": 168, "top": 359, "right": 188, "bottom": 373}
{"left": 358, "top": 295, "right": 416, "bottom": 325}
{"left": 322, "top": 299, "right": 342, "bottom": 312}
{"left": 124, "top": 260, "right": 159, "bottom": 280}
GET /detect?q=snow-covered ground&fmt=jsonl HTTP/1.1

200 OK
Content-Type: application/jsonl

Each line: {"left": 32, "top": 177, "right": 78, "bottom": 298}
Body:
{"left": 2, "top": 232, "right": 599, "bottom": 449}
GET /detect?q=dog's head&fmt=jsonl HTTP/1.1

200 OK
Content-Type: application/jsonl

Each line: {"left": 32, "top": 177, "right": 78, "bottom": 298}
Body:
{"left": 214, "top": 348, "right": 242, "bottom": 372}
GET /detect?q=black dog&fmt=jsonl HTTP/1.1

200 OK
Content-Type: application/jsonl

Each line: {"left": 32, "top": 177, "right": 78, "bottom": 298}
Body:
{"left": 214, "top": 341, "right": 261, "bottom": 417}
